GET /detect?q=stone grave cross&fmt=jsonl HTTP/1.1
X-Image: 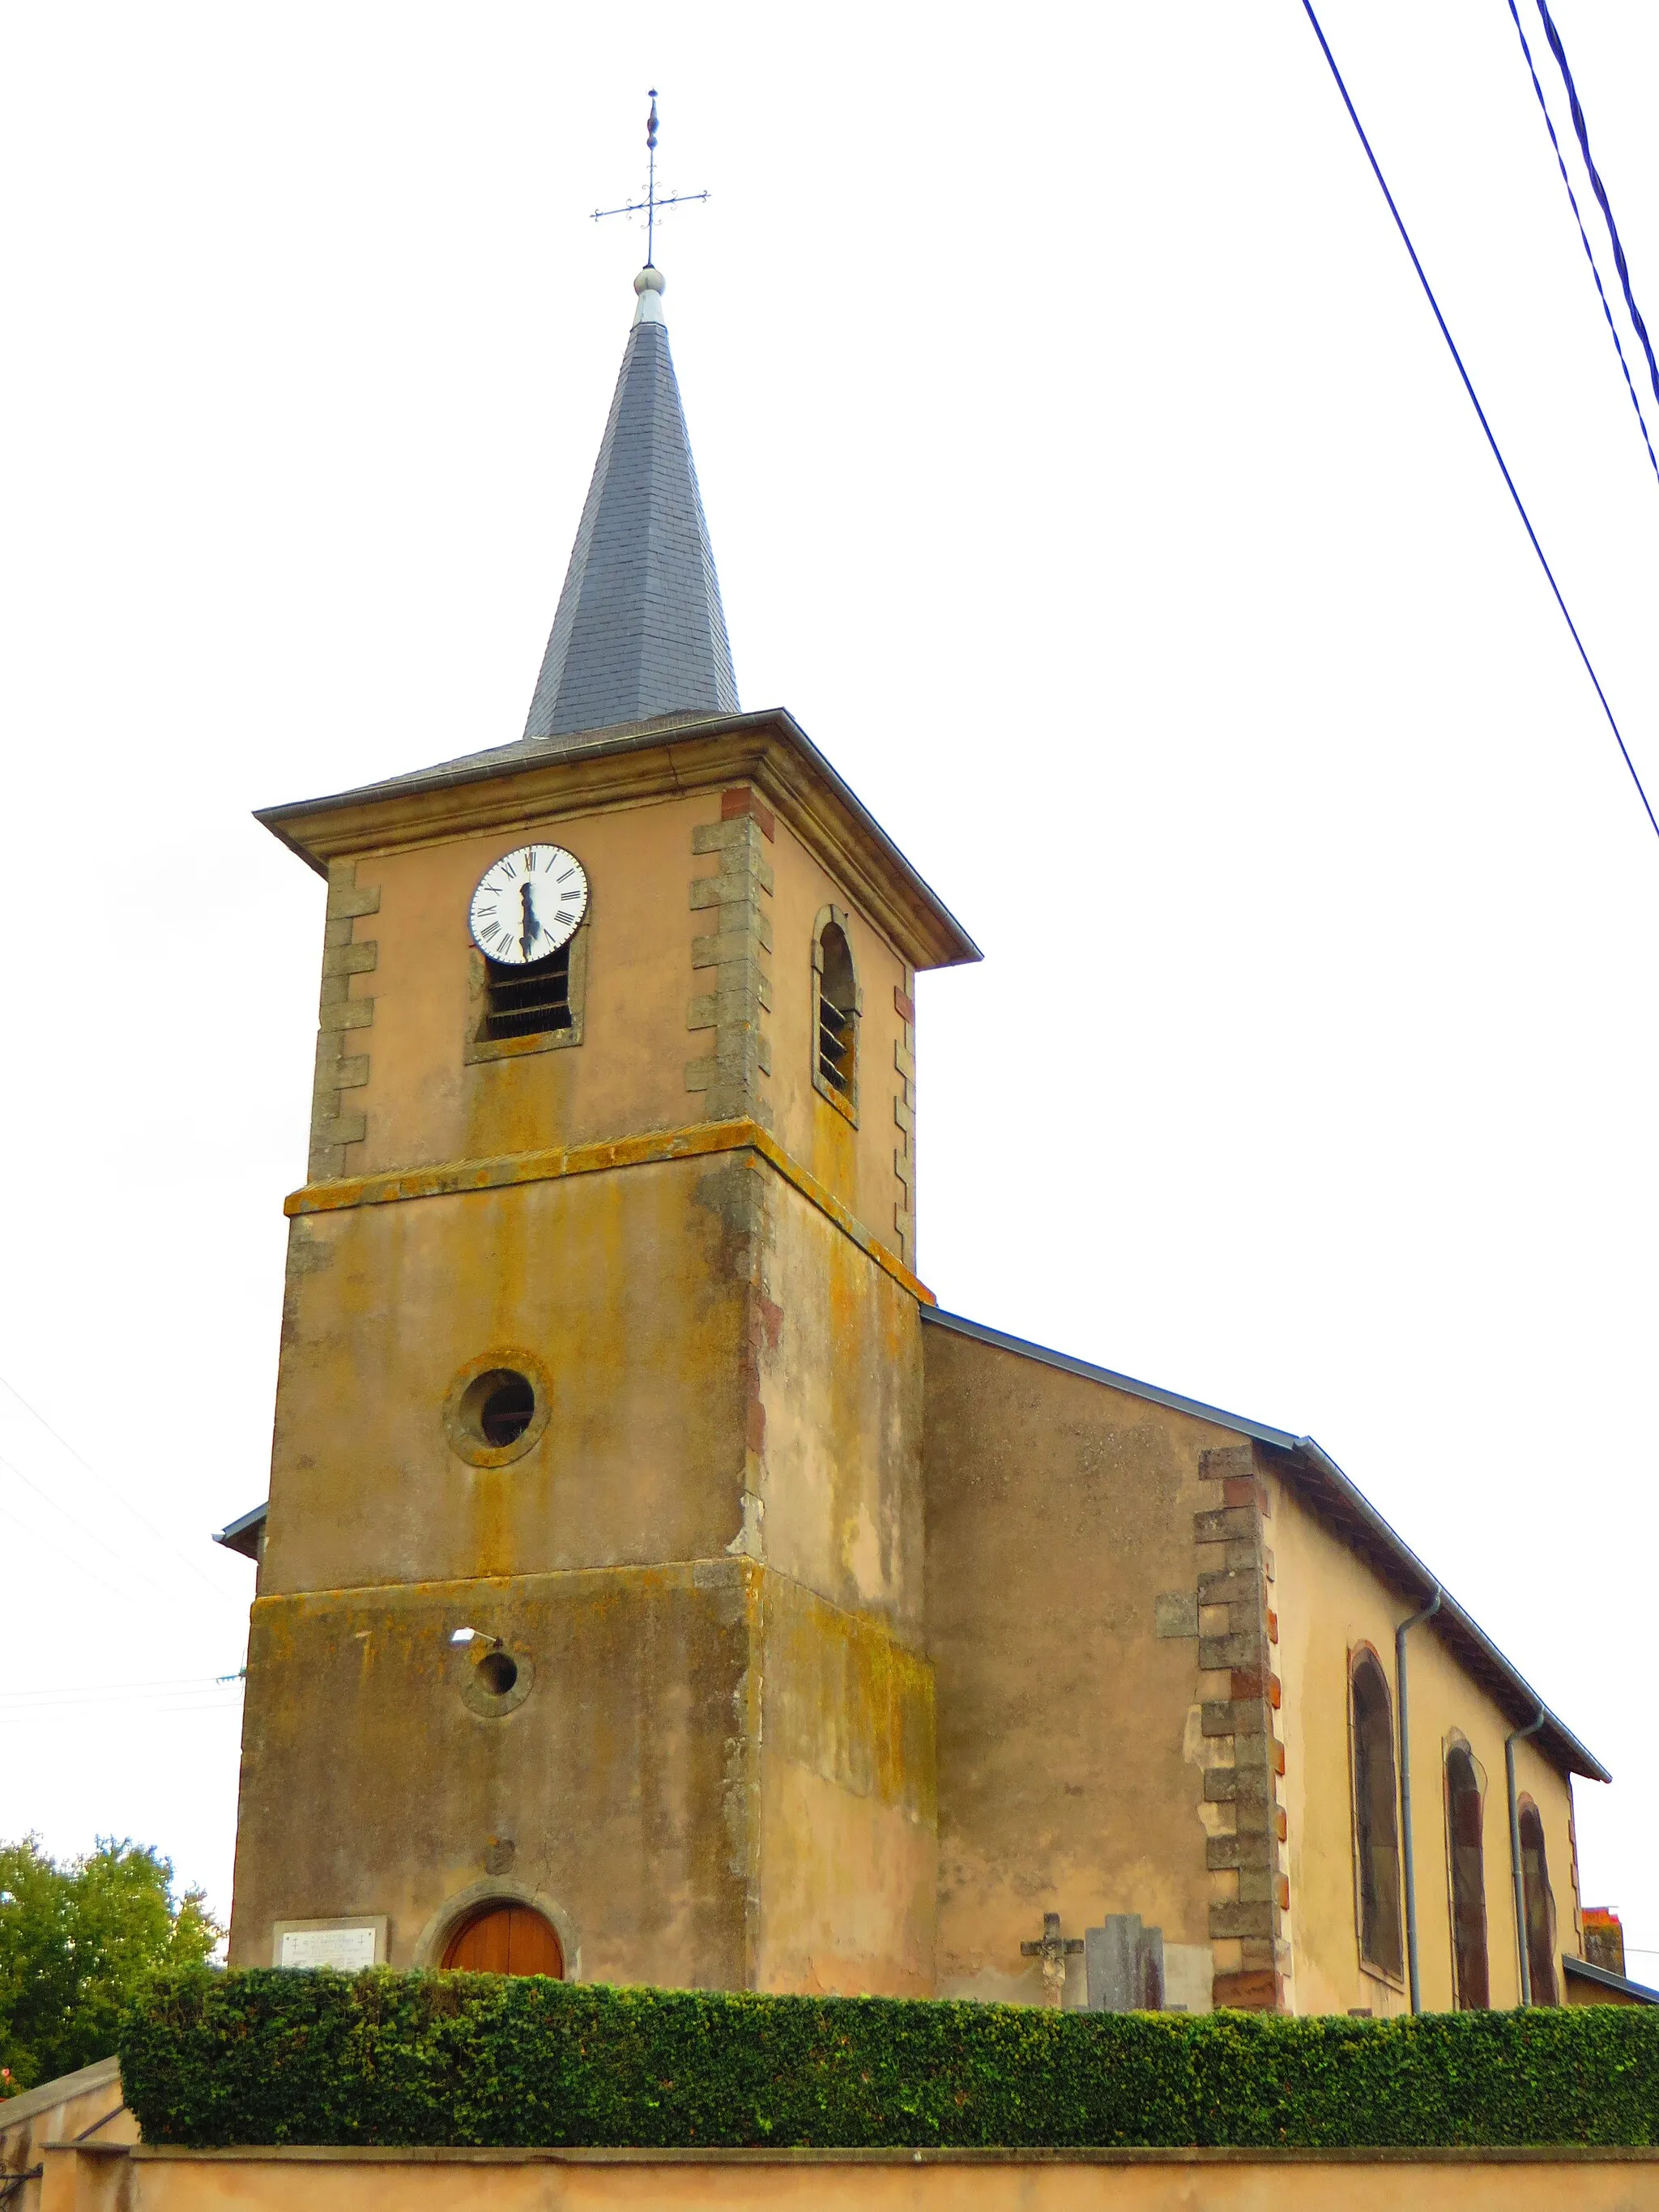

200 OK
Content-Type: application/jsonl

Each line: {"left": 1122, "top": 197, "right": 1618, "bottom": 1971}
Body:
{"left": 1020, "top": 1911, "right": 1084, "bottom": 2006}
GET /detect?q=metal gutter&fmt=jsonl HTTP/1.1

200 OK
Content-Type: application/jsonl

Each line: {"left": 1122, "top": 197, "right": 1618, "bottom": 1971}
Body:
{"left": 1397, "top": 1587, "right": 1442, "bottom": 2013}
{"left": 921, "top": 1306, "right": 1610, "bottom": 1785}
{"left": 1507, "top": 1708, "right": 1549, "bottom": 2004}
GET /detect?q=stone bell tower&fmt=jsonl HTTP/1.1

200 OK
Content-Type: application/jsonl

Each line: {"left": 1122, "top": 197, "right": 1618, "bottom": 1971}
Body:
{"left": 228, "top": 262, "right": 979, "bottom": 1993}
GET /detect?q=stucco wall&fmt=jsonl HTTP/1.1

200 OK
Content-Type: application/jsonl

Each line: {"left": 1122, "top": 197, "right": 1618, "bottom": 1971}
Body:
{"left": 1269, "top": 1474, "right": 1582, "bottom": 2017}
{"left": 923, "top": 1327, "right": 1238, "bottom": 2009}
{"left": 229, "top": 1560, "right": 755, "bottom": 1980}
{"left": 922, "top": 1328, "right": 1589, "bottom": 2020}
{"left": 240, "top": 1141, "right": 935, "bottom": 1993}
{"left": 266, "top": 1147, "right": 925, "bottom": 1613}
{"left": 755, "top": 1165, "right": 925, "bottom": 1643}
{"left": 41, "top": 2143, "right": 1659, "bottom": 2212}
{"left": 757, "top": 1571, "right": 936, "bottom": 1995}
{"left": 266, "top": 1155, "right": 753, "bottom": 1599}
{"left": 1, "top": 2059, "right": 133, "bottom": 2212}
{"left": 231, "top": 1549, "right": 936, "bottom": 1994}
{"left": 345, "top": 794, "right": 709, "bottom": 1178}
{"left": 309, "top": 781, "right": 914, "bottom": 1270}
{"left": 762, "top": 813, "right": 910, "bottom": 1255}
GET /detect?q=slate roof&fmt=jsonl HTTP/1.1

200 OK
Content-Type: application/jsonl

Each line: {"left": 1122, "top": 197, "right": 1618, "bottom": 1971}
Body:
{"left": 1562, "top": 1956, "right": 1659, "bottom": 2004}
{"left": 923, "top": 1306, "right": 1610, "bottom": 1784}
{"left": 522, "top": 275, "right": 740, "bottom": 740}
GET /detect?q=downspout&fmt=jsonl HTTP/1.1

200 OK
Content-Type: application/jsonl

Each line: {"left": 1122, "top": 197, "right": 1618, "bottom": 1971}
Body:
{"left": 1506, "top": 1707, "right": 1547, "bottom": 2005}
{"left": 1397, "top": 1585, "right": 1441, "bottom": 2015}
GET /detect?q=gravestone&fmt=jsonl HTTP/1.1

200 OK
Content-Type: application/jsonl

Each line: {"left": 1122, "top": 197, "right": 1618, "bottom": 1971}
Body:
{"left": 1084, "top": 1914, "right": 1165, "bottom": 2010}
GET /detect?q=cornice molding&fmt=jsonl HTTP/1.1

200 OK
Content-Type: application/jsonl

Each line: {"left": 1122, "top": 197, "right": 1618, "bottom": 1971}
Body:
{"left": 283, "top": 1115, "right": 935, "bottom": 1308}
{"left": 256, "top": 711, "right": 979, "bottom": 974}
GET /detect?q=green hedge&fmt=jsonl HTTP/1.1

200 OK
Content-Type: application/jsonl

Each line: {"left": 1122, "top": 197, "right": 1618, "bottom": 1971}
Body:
{"left": 118, "top": 1970, "right": 1659, "bottom": 2150}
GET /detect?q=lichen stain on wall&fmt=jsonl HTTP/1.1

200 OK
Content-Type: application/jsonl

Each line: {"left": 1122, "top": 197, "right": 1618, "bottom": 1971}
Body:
{"left": 232, "top": 1566, "right": 760, "bottom": 1984}
{"left": 757, "top": 1572, "right": 937, "bottom": 1997}
{"left": 264, "top": 1160, "right": 758, "bottom": 1599}
{"left": 757, "top": 1183, "right": 924, "bottom": 1639}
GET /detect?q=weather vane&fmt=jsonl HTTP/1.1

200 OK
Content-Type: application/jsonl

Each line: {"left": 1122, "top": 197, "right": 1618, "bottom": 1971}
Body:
{"left": 591, "top": 89, "right": 709, "bottom": 267}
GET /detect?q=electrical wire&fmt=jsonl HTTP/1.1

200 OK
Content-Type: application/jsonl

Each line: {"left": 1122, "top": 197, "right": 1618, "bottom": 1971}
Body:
{"left": 0, "top": 1485, "right": 147, "bottom": 1608}
{"left": 0, "top": 1674, "right": 245, "bottom": 1728}
{"left": 1297, "top": 0, "right": 1659, "bottom": 850}
{"left": 0, "top": 1459, "right": 184, "bottom": 1609}
{"left": 1533, "top": 0, "right": 1659, "bottom": 416}
{"left": 1503, "top": 0, "right": 1659, "bottom": 488}
{"left": 0, "top": 1368, "right": 245, "bottom": 1614}
{"left": 0, "top": 1672, "right": 245, "bottom": 1708}
{"left": 0, "top": 1447, "right": 245, "bottom": 1622}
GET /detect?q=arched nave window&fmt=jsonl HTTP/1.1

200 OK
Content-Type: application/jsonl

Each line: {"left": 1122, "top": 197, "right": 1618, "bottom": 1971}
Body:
{"left": 1445, "top": 1743, "right": 1490, "bottom": 2009}
{"left": 1350, "top": 1650, "right": 1404, "bottom": 1979}
{"left": 1517, "top": 1798, "right": 1559, "bottom": 2005}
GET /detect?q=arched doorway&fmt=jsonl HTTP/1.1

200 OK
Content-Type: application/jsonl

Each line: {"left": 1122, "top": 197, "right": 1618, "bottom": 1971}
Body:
{"left": 441, "top": 1901, "right": 564, "bottom": 1976}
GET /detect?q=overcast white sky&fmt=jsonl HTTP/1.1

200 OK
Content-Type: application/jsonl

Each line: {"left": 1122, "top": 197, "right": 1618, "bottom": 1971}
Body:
{"left": 2, "top": 2, "right": 1657, "bottom": 1979}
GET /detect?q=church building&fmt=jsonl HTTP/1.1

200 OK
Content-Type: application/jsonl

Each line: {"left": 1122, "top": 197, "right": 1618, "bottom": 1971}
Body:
{"left": 220, "top": 258, "right": 1616, "bottom": 2021}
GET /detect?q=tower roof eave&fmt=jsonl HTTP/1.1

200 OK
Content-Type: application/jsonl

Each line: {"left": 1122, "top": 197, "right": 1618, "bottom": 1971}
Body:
{"left": 255, "top": 706, "right": 982, "bottom": 974}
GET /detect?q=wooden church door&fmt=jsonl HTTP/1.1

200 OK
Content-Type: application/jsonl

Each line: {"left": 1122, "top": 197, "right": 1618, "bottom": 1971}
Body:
{"left": 441, "top": 1903, "right": 564, "bottom": 1976}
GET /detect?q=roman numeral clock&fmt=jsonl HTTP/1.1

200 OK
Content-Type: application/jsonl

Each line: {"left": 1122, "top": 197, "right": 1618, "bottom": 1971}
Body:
{"left": 469, "top": 844, "right": 591, "bottom": 1046}
{"left": 469, "top": 845, "right": 590, "bottom": 964}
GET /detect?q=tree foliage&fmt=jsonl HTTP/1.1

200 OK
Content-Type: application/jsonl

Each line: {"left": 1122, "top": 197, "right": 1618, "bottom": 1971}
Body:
{"left": 0, "top": 1836, "right": 220, "bottom": 2095}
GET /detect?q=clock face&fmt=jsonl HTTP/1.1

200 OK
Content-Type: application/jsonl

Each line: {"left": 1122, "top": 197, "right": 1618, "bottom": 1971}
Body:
{"left": 468, "top": 844, "right": 589, "bottom": 965}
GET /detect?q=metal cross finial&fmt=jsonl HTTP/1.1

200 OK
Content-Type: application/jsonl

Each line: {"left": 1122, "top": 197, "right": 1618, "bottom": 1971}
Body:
{"left": 591, "top": 88, "right": 710, "bottom": 269}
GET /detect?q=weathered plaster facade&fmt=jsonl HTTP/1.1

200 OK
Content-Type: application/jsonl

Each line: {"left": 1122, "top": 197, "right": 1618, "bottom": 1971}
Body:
{"left": 232, "top": 724, "right": 955, "bottom": 1997}
{"left": 227, "top": 269, "right": 1613, "bottom": 2018}
{"left": 230, "top": 708, "right": 1609, "bottom": 2016}
{"left": 25, "top": 2138, "right": 1659, "bottom": 2212}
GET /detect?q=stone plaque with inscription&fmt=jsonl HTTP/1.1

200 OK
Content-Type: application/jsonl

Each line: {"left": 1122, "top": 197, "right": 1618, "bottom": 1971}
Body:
{"left": 275, "top": 1923, "right": 382, "bottom": 1970}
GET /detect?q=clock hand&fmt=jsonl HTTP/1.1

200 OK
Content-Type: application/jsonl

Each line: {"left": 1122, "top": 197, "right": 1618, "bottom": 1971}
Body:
{"left": 520, "top": 880, "right": 539, "bottom": 957}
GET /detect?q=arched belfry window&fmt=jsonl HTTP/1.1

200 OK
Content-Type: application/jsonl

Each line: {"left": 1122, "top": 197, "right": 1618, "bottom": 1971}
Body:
{"left": 1350, "top": 1651, "right": 1404, "bottom": 1979}
{"left": 1445, "top": 1743, "right": 1491, "bottom": 2009}
{"left": 1517, "top": 1799, "right": 1559, "bottom": 2005}
{"left": 812, "top": 906, "right": 860, "bottom": 1123}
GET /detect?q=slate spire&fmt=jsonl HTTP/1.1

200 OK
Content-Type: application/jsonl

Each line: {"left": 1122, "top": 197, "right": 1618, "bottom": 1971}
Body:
{"left": 523, "top": 267, "right": 740, "bottom": 741}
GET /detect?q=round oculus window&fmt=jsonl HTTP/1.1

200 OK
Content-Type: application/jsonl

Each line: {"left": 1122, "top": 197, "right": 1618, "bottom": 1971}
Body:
{"left": 441, "top": 1351, "right": 552, "bottom": 1468}
{"left": 463, "top": 1370, "right": 535, "bottom": 1447}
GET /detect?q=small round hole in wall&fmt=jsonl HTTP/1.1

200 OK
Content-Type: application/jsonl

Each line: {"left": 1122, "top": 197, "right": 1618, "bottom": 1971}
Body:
{"left": 461, "top": 1369, "right": 535, "bottom": 1447}
{"left": 442, "top": 1351, "right": 551, "bottom": 1469}
{"left": 457, "top": 1642, "right": 535, "bottom": 1719}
